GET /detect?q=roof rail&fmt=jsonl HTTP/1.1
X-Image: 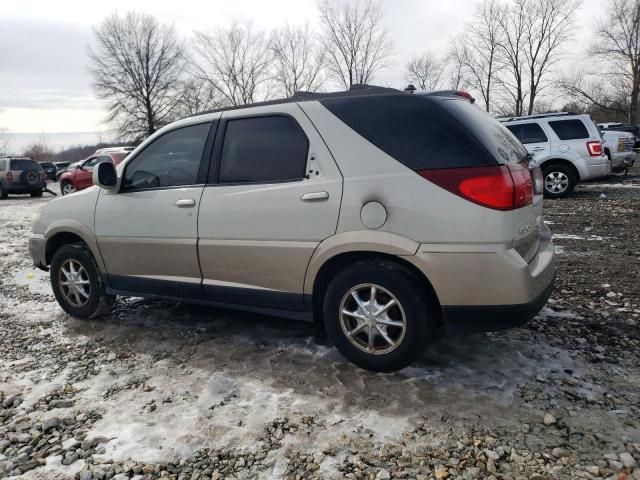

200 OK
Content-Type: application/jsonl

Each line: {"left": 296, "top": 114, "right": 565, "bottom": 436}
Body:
{"left": 498, "top": 112, "right": 578, "bottom": 122}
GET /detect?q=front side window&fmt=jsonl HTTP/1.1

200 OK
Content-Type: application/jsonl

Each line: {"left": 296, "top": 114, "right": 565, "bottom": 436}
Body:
{"left": 83, "top": 157, "right": 101, "bottom": 168}
{"left": 123, "top": 123, "right": 210, "bottom": 190}
{"left": 217, "top": 116, "right": 309, "bottom": 184}
{"left": 548, "top": 120, "right": 589, "bottom": 140}
{"left": 506, "top": 123, "right": 548, "bottom": 144}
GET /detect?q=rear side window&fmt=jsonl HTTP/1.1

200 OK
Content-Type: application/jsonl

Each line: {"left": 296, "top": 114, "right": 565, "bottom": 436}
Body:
{"left": 10, "top": 159, "right": 41, "bottom": 171}
{"left": 321, "top": 95, "right": 498, "bottom": 170}
{"left": 123, "top": 122, "right": 210, "bottom": 190}
{"left": 217, "top": 116, "right": 309, "bottom": 183}
{"left": 548, "top": 120, "right": 590, "bottom": 140}
{"left": 506, "top": 123, "right": 548, "bottom": 144}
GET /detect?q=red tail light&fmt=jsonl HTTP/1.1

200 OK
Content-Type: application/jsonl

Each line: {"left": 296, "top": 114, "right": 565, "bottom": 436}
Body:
{"left": 6, "top": 171, "right": 12, "bottom": 181}
{"left": 586, "top": 141, "right": 603, "bottom": 156}
{"left": 418, "top": 163, "right": 533, "bottom": 210}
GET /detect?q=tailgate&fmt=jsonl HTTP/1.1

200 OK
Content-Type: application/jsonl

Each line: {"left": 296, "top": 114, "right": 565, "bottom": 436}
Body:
{"left": 514, "top": 167, "right": 544, "bottom": 263}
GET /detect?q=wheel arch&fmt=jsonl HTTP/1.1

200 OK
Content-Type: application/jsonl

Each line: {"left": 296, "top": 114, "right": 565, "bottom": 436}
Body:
{"left": 44, "top": 223, "right": 106, "bottom": 272}
{"left": 540, "top": 158, "right": 581, "bottom": 181}
{"left": 309, "top": 249, "right": 443, "bottom": 332}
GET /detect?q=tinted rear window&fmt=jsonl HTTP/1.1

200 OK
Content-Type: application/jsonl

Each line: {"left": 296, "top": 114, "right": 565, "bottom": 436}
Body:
{"left": 440, "top": 99, "right": 528, "bottom": 163}
{"left": 321, "top": 95, "right": 498, "bottom": 170}
{"left": 10, "top": 159, "right": 41, "bottom": 170}
{"left": 549, "top": 119, "right": 590, "bottom": 140}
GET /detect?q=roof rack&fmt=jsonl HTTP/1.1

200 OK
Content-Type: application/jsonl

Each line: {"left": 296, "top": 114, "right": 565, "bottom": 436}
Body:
{"left": 498, "top": 112, "right": 578, "bottom": 122}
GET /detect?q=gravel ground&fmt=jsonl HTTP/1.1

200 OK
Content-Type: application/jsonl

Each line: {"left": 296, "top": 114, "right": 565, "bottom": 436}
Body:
{"left": 0, "top": 171, "right": 639, "bottom": 480}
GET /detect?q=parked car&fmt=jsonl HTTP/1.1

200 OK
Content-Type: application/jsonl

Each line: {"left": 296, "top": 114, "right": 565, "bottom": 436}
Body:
{"left": 29, "top": 87, "right": 555, "bottom": 372}
{"left": 501, "top": 112, "right": 610, "bottom": 198}
{"left": 39, "top": 162, "right": 57, "bottom": 180}
{"left": 58, "top": 149, "right": 129, "bottom": 195}
{"left": 598, "top": 122, "right": 640, "bottom": 150}
{"left": 0, "top": 158, "right": 46, "bottom": 199}
{"left": 601, "top": 129, "right": 636, "bottom": 173}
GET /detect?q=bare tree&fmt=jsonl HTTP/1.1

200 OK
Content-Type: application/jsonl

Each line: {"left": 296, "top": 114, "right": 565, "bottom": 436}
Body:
{"left": 523, "top": 0, "right": 579, "bottom": 114}
{"left": 587, "top": 0, "right": 640, "bottom": 124}
{"left": 405, "top": 53, "right": 445, "bottom": 90}
{"left": 23, "top": 133, "right": 53, "bottom": 161}
{"left": 0, "top": 128, "right": 11, "bottom": 156}
{"left": 560, "top": 71, "right": 632, "bottom": 121}
{"left": 89, "top": 12, "right": 185, "bottom": 142}
{"left": 317, "top": 0, "right": 393, "bottom": 89}
{"left": 179, "top": 78, "right": 222, "bottom": 116}
{"left": 192, "top": 23, "right": 273, "bottom": 106}
{"left": 497, "top": 0, "right": 527, "bottom": 115}
{"left": 271, "top": 23, "right": 326, "bottom": 96}
{"left": 449, "top": 0, "right": 505, "bottom": 111}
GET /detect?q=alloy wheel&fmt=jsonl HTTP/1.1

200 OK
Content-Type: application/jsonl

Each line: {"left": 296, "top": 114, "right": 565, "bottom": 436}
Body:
{"left": 62, "top": 183, "right": 76, "bottom": 195}
{"left": 58, "top": 259, "right": 91, "bottom": 307}
{"left": 339, "top": 283, "right": 407, "bottom": 355}
{"left": 544, "top": 171, "right": 569, "bottom": 194}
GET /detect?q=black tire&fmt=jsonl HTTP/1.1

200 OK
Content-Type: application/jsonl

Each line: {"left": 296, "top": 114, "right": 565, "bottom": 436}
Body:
{"left": 0, "top": 183, "right": 7, "bottom": 200}
{"left": 30, "top": 190, "right": 43, "bottom": 198}
{"left": 50, "top": 244, "right": 114, "bottom": 319}
{"left": 323, "top": 259, "right": 434, "bottom": 372}
{"left": 60, "top": 181, "right": 75, "bottom": 196}
{"left": 21, "top": 170, "right": 41, "bottom": 187}
{"left": 542, "top": 163, "right": 577, "bottom": 199}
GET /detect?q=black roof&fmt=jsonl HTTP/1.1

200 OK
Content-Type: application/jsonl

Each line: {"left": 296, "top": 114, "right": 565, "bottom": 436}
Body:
{"left": 187, "top": 85, "right": 404, "bottom": 119}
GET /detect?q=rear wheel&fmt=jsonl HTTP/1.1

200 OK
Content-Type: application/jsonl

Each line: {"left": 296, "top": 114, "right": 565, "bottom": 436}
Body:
{"left": 50, "top": 244, "right": 113, "bottom": 318}
{"left": 323, "top": 259, "right": 434, "bottom": 372}
{"left": 61, "top": 181, "right": 76, "bottom": 196}
{"left": 542, "top": 163, "right": 577, "bottom": 199}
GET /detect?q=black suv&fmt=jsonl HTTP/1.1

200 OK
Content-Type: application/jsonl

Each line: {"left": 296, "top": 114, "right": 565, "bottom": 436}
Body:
{"left": 0, "top": 158, "right": 45, "bottom": 199}
{"left": 39, "top": 162, "right": 57, "bottom": 180}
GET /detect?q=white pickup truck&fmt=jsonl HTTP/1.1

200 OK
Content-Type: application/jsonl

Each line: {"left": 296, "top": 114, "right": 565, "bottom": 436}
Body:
{"left": 599, "top": 127, "right": 636, "bottom": 173}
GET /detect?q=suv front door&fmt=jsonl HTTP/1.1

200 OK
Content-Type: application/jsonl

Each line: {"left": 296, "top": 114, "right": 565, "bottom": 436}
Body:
{"left": 505, "top": 122, "right": 550, "bottom": 161}
{"left": 198, "top": 104, "right": 342, "bottom": 312}
{"left": 95, "top": 120, "right": 216, "bottom": 298}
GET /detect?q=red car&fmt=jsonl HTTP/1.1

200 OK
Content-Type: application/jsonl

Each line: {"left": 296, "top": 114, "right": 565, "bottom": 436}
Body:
{"left": 59, "top": 150, "right": 129, "bottom": 195}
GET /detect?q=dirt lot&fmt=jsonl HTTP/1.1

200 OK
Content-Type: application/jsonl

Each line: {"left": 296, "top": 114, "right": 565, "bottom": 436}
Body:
{"left": 1, "top": 171, "right": 639, "bottom": 480}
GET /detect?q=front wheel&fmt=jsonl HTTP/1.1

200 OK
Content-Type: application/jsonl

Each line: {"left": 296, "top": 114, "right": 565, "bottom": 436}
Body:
{"left": 50, "top": 244, "right": 113, "bottom": 318}
{"left": 542, "top": 164, "right": 577, "bottom": 199}
{"left": 60, "top": 181, "right": 76, "bottom": 196}
{"left": 323, "top": 260, "right": 434, "bottom": 372}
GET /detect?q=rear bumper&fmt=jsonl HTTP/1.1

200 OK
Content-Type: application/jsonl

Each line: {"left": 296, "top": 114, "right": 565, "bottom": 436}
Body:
{"left": 406, "top": 225, "right": 556, "bottom": 336}
{"left": 442, "top": 273, "right": 555, "bottom": 335}
{"left": 577, "top": 155, "right": 611, "bottom": 180}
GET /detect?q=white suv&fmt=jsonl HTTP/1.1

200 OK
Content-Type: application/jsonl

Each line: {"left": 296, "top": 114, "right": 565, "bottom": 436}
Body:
{"left": 501, "top": 113, "right": 610, "bottom": 198}
{"left": 29, "top": 87, "right": 556, "bottom": 372}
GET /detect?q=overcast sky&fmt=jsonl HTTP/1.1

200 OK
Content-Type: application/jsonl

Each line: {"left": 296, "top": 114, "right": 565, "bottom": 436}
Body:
{"left": 0, "top": 0, "right": 603, "bottom": 150}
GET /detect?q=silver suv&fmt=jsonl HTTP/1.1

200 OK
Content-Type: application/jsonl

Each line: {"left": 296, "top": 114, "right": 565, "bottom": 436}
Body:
{"left": 501, "top": 113, "right": 610, "bottom": 198}
{"left": 29, "top": 87, "right": 556, "bottom": 372}
{"left": 0, "top": 157, "right": 45, "bottom": 199}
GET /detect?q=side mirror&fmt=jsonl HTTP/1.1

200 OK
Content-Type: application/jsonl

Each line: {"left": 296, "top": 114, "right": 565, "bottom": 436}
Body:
{"left": 93, "top": 162, "right": 118, "bottom": 191}
{"left": 75, "top": 164, "right": 83, "bottom": 170}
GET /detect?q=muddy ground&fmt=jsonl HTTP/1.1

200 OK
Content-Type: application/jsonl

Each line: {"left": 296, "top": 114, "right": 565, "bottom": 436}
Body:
{"left": 0, "top": 171, "right": 639, "bottom": 480}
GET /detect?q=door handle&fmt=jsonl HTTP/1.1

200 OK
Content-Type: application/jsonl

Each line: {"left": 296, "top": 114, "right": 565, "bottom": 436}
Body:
{"left": 530, "top": 147, "right": 545, "bottom": 152}
{"left": 175, "top": 198, "right": 196, "bottom": 208}
{"left": 301, "top": 191, "right": 329, "bottom": 202}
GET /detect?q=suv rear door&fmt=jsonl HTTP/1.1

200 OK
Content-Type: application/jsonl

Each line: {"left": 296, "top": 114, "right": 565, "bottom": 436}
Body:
{"left": 95, "top": 120, "right": 216, "bottom": 298}
{"left": 197, "top": 103, "right": 342, "bottom": 312}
